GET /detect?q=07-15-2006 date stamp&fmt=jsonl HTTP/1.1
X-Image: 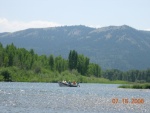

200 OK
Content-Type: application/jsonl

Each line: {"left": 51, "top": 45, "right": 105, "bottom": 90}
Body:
{"left": 112, "top": 98, "right": 144, "bottom": 104}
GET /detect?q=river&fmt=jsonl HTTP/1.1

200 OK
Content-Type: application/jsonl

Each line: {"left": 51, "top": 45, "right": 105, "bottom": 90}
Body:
{"left": 0, "top": 82, "right": 149, "bottom": 113}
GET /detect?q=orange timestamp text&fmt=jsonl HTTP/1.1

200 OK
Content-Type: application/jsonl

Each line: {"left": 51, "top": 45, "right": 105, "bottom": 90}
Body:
{"left": 112, "top": 98, "right": 144, "bottom": 104}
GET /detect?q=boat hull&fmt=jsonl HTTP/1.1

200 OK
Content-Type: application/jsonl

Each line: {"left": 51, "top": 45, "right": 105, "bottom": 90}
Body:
{"left": 58, "top": 82, "right": 79, "bottom": 87}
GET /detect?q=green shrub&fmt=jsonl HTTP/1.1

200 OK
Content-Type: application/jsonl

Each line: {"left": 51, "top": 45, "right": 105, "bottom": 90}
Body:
{"left": 119, "top": 83, "right": 150, "bottom": 89}
{"left": 0, "top": 69, "right": 12, "bottom": 82}
{"left": 0, "top": 75, "right": 4, "bottom": 81}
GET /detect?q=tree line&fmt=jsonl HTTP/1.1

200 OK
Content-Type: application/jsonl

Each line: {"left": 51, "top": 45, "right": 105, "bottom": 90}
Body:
{"left": 103, "top": 69, "right": 150, "bottom": 82}
{"left": 0, "top": 43, "right": 149, "bottom": 82}
{"left": 0, "top": 43, "right": 101, "bottom": 81}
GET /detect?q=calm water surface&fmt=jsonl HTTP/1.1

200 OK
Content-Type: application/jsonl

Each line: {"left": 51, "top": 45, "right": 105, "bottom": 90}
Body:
{"left": 0, "top": 82, "right": 149, "bottom": 113}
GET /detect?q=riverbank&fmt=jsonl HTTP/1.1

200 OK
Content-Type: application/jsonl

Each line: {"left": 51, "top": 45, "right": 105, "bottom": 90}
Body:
{"left": 0, "top": 66, "right": 129, "bottom": 84}
{"left": 118, "top": 83, "right": 150, "bottom": 89}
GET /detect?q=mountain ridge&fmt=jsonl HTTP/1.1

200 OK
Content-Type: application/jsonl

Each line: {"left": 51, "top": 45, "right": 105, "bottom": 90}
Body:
{"left": 0, "top": 25, "right": 150, "bottom": 70}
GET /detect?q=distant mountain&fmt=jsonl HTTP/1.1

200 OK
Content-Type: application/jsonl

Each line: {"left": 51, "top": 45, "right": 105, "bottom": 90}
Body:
{"left": 0, "top": 25, "right": 150, "bottom": 70}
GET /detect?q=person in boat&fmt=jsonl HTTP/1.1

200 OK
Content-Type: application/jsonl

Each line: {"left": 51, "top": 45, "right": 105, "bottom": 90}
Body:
{"left": 62, "top": 80, "right": 67, "bottom": 84}
{"left": 68, "top": 80, "right": 71, "bottom": 85}
{"left": 73, "top": 81, "right": 76, "bottom": 85}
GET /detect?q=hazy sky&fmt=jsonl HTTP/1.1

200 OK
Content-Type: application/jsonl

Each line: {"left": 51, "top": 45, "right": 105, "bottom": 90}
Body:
{"left": 0, "top": 0, "right": 150, "bottom": 32}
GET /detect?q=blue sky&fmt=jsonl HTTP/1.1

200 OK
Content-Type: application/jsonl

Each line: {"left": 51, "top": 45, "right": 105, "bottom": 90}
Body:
{"left": 0, "top": 0, "right": 150, "bottom": 32}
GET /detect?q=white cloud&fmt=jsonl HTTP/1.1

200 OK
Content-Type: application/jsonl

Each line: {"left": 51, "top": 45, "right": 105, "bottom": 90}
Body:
{"left": 144, "top": 29, "right": 150, "bottom": 31}
{"left": 88, "top": 25, "right": 102, "bottom": 28}
{"left": 0, "top": 18, "right": 61, "bottom": 32}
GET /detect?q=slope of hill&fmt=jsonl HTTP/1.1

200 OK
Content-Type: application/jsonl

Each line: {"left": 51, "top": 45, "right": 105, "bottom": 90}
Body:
{"left": 0, "top": 25, "right": 150, "bottom": 70}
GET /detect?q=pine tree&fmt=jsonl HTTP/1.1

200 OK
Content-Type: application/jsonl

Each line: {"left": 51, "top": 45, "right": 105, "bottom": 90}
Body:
{"left": 49, "top": 55, "right": 54, "bottom": 71}
{"left": 68, "top": 50, "right": 78, "bottom": 70}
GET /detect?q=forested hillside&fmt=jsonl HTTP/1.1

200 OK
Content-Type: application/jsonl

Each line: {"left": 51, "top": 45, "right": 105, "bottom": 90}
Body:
{"left": 0, "top": 43, "right": 150, "bottom": 83}
{"left": 0, "top": 25, "right": 150, "bottom": 70}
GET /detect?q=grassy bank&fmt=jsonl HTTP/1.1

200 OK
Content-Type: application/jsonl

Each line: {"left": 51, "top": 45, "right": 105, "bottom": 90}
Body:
{"left": 0, "top": 66, "right": 129, "bottom": 84}
{"left": 118, "top": 83, "right": 150, "bottom": 89}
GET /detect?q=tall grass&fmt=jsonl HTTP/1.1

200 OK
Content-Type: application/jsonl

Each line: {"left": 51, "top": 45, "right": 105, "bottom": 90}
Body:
{"left": 118, "top": 83, "right": 150, "bottom": 89}
{"left": 0, "top": 66, "right": 129, "bottom": 84}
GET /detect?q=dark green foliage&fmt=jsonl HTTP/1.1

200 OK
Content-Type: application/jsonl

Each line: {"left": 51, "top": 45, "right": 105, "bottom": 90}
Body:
{"left": 103, "top": 69, "right": 123, "bottom": 80}
{"left": 68, "top": 50, "right": 101, "bottom": 76}
{"left": 118, "top": 83, "right": 150, "bottom": 89}
{"left": 68, "top": 50, "right": 78, "bottom": 70}
{"left": 55, "top": 56, "right": 67, "bottom": 73}
{"left": 142, "top": 84, "right": 150, "bottom": 89}
{"left": 32, "top": 61, "right": 42, "bottom": 75}
{"left": 88, "top": 63, "right": 101, "bottom": 77}
{"left": 103, "top": 69, "right": 150, "bottom": 82}
{"left": 0, "top": 69, "right": 12, "bottom": 82}
{"left": 77, "top": 54, "right": 89, "bottom": 75}
{"left": 0, "top": 43, "right": 150, "bottom": 83}
{"left": 48, "top": 55, "right": 54, "bottom": 71}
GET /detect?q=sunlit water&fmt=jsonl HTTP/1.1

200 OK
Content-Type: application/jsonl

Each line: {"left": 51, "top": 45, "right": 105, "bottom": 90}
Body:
{"left": 0, "top": 82, "right": 149, "bottom": 113}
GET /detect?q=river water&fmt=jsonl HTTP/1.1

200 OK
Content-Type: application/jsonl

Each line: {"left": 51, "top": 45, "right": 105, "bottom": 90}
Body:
{"left": 0, "top": 82, "right": 149, "bottom": 113}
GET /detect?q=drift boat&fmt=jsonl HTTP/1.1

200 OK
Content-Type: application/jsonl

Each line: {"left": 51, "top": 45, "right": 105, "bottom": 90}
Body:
{"left": 58, "top": 81, "right": 80, "bottom": 87}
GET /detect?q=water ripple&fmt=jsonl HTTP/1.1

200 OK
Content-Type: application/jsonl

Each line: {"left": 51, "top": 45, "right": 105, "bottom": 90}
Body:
{"left": 0, "top": 83, "right": 149, "bottom": 113}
